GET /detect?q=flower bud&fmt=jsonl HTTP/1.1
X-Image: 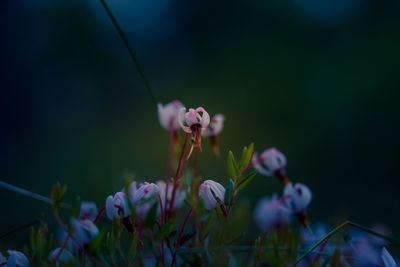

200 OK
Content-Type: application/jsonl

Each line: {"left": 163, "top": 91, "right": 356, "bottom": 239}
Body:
{"left": 79, "top": 201, "right": 98, "bottom": 221}
{"left": 49, "top": 248, "right": 73, "bottom": 265}
{"left": 253, "top": 195, "right": 290, "bottom": 232}
{"left": 283, "top": 182, "right": 312, "bottom": 227}
{"left": 106, "top": 192, "right": 130, "bottom": 220}
{"left": 156, "top": 180, "right": 186, "bottom": 212}
{"left": 70, "top": 218, "right": 99, "bottom": 246}
{"left": 132, "top": 182, "right": 159, "bottom": 219}
{"left": 157, "top": 101, "right": 184, "bottom": 131}
{"left": 382, "top": 247, "right": 397, "bottom": 267}
{"left": 198, "top": 180, "right": 225, "bottom": 210}
{"left": 4, "top": 250, "right": 29, "bottom": 267}
{"left": 253, "top": 148, "right": 289, "bottom": 184}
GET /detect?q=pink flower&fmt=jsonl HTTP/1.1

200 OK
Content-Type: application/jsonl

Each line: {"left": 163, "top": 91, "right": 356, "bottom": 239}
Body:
{"left": 157, "top": 100, "right": 185, "bottom": 131}
{"left": 132, "top": 182, "right": 160, "bottom": 219}
{"left": 382, "top": 247, "right": 397, "bottom": 267}
{"left": 202, "top": 114, "right": 225, "bottom": 155}
{"left": 253, "top": 195, "right": 290, "bottom": 231}
{"left": 79, "top": 201, "right": 98, "bottom": 221}
{"left": 252, "top": 148, "right": 286, "bottom": 176}
{"left": 198, "top": 180, "right": 225, "bottom": 210}
{"left": 283, "top": 182, "right": 312, "bottom": 227}
{"left": 179, "top": 107, "right": 210, "bottom": 149}
{"left": 156, "top": 180, "right": 186, "bottom": 211}
{"left": 106, "top": 192, "right": 130, "bottom": 220}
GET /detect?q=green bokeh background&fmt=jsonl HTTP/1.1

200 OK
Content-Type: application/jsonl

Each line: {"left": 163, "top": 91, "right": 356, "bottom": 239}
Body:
{"left": 1, "top": 0, "right": 400, "bottom": 249}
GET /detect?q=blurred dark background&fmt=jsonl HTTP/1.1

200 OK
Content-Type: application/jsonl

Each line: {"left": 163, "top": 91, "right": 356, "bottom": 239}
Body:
{"left": 1, "top": 0, "right": 400, "bottom": 249}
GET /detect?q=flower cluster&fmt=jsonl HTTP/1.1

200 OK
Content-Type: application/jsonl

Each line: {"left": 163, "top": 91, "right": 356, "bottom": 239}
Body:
{"left": 1, "top": 101, "right": 398, "bottom": 267}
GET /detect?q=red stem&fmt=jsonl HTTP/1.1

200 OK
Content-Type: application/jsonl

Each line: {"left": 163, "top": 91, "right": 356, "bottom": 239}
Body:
{"left": 171, "top": 207, "right": 193, "bottom": 266}
{"left": 164, "top": 121, "right": 175, "bottom": 224}
{"left": 93, "top": 206, "right": 106, "bottom": 224}
{"left": 227, "top": 166, "right": 251, "bottom": 214}
{"left": 312, "top": 237, "right": 331, "bottom": 265}
{"left": 169, "top": 133, "right": 189, "bottom": 218}
{"left": 158, "top": 194, "right": 165, "bottom": 266}
{"left": 54, "top": 234, "right": 71, "bottom": 261}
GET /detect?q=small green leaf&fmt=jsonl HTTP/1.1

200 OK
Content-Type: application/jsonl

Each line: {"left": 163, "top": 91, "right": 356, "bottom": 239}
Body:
{"left": 240, "top": 146, "right": 248, "bottom": 169}
{"left": 155, "top": 221, "right": 174, "bottom": 241}
{"left": 224, "top": 179, "right": 234, "bottom": 206}
{"left": 236, "top": 169, "right": 258, "bottom": 191}
{"left": 227, "top": 151, "right": 239, "bottom": 179}
{"left": 144, "top": 202, "right": 159, "bottom": 229}
{"left": 242, "top": 143, "right": 255, "bottom": 170}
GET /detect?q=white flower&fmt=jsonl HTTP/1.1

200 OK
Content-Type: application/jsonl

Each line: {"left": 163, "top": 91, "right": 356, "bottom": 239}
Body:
{"left": 283, "top": 182, "right": 312, "bottom": 214}
{"left": 106, "top": 192, "right": 130, "bottom": 220}
{"left": 252, "top": 148, "right": 287, "bottom": 177}
{"left": 198, "top": 180, "right": 225, "bottom": 210}
{"left": 70, "top": 218, "right": 99, "bottom": 246}
{"left": 49, "top": 248, "right": 73, "bottom": 265}
{"left": 253, "top": 195, "right": 290, "bottom": 231}
{"left": 5, "top": 250, "right": 29, "bottom": 267}
{"left": 157, "top": 100, "right": 185, "bottom": 131}
{"left": 178, "top": 107, "right": 210, "bottom": 149}
{"left": 156, "top": 180, "right": 186, "bottom": 212}
{"left": 202, "top": 114, "right": 225, "bottom": 137}
{"left": 79, "top": 201, "right": 98, "bottom": 221}
{"left": 132, "top": 182, "right": 159, "bottom": 219}
{"left": 382, "top": 247, "right": 397, "bottom": 267}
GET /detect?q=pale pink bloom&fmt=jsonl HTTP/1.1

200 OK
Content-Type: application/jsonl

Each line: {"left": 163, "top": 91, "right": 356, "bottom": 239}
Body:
{"left": 106, "top": 192, "right": 130, "bottom": 220}
{"left": 157, "top": 100, "right": 185, "bottom": 131}
{"left": 79, "top": 201, "right": 98, "bottom": 221}
{"left": 49, "top": 248, "right": 73, "bottom": 265}
{"left": 132, "top": 182, "right": 160, "bottom": 219}
{"left": 382, "top": 247, "right": 397, "bottom": 267}
{"left": 283, "top": 182, "right": 312, "bottom": 214}
{"left": 178, "top": 107, "right": 210, "bottom": 149}
{"left": 252, "top": 148, "right": 287, "bottom": 177}
{"left": 198, "top": 180, "right": 225, "bottom": 210}
{"left": 253, "top": 195, "right": 290, "bottom": 231}
{"left": 202, "top": 114, "right": 225, "bottom": 137}
{"left": 156, "top": 180, "right": 186, "bottom": 211}
{"left": 5, "top": 250, "right": 29, "bottom": 267}
{"left": 70, "top": 218, "right": 99, "bottom": 246}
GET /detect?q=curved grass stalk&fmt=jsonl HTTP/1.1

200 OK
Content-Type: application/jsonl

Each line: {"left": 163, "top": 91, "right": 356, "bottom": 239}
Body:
{"left": 98, "top": 0, "right": 159, "bottom": 105}
{"left": 293, "top": 221, "right": 400, "bottom": 266}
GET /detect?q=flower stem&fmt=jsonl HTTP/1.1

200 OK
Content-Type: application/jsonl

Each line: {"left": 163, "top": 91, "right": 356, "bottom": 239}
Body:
{"left": 158, "top": 194, "right": 165, "bottom": 266}
{"left": 0, "top": 219, "right": 40, "bottom": 240}
{"left": 98, "top": 0, "right": 159, "bottom": 105}
{"left": 93, "top": 206, "right": 106, "bottom": 224}
{"left": 164, "top": 122, "right": 175, "bottom": 223}
{"left": 171, "top": 207, "right": 193, "bottom": 266}
{"left": 169, "top": 133, "right": 189, "bottom": 218}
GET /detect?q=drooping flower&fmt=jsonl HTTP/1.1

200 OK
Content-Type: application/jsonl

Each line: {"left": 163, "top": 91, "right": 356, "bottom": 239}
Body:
{"left": 253, "top": 195, "right": 290, "bottom": 232}
{"left": 198, "top": 180, "right": 225, "bottom": 210}
{"left": 70, "top": 218, "right": 99, "bottom": 246}
{"left": 5, "top": 250, "right": 29, "bottom": 267}
{"left": 157, "top": 180, "right": 186, "bottom": 212}
{"left": 252, "top": 148, "right": 289, "bottom": 184}
{"left": 49, "top": 248, "right": 74, "bottom": 265}
{"left": 178, "top": 107, "right": 210, "bottom": 150}
{"left": 382, "top": 247, "right": 397, "bottom": 267}
{"left": 105, "top": 192, "right": 130, "bottom": 220}
{"left": 157, "top": 100, "right": 185, "bottom": 131}
{"left": 131, "top": 182, "right": 159, "bottom": 219}
{"left": 283, "top": 182, "right": 312, "bottom": 227}
{"left": 202, "top": 114, "right": 225, "bottom": 155}
{"left": 79, "top": 201, "right": 98, "bottom": 221}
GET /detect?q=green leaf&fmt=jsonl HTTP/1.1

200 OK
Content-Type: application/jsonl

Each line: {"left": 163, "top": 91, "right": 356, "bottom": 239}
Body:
{"left": 51, "top": 183, "right": 68, "bottom": 215}
{"left": 242, "top": 143, "right": 255, "bottom": 170}
{"left": 240, "top": 146, "right": 248, "bottom": 169}
{"left": 224, "top": 179, "right": 234, "bottom": 206}
{"left": 227, "top": 151, "right": 239, "bottom": 179}
{"left": 144, "top": 202, "right": 159, "bottom": 229}
{"left": 155, "top": 221, "right": 174, "bottom": 241}
{"left": 236, "top": 169, "right": 258, "bottom": 191}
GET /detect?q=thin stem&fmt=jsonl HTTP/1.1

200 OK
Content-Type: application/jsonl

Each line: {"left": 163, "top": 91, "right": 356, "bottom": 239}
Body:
{"left": 293, "top": 221, "right": 400, "bottom": 266}
{"left": 0, "top": 180, "right": 71, "bottom": 209}
{"left": 171, "top": 207, "right": 193, "bottom": 266}
{"left": 93, "top": 206, "right": 106, "bottom": 224}
{"left": 98, "top": 0, "right": 159, "bottom": 105}
{"left": 227, "top": 166, "right": 251, "bottom": 214}
{"left": 54, "top": 234, "right": 71, "bottom": 261}
{"left": 169, "top": 133, "right": 189, "bottom": 218}
{"left": 0, "top": 219, "right": 40, "bottom": 240}
{"left": 158, "top": 194, "right": 165, "bottom": 266}
{"left": 55, "top": 215, "right": 83, "bottom": 250}
{"left": 165, "top": 122, "right": 175, "bottom": 223}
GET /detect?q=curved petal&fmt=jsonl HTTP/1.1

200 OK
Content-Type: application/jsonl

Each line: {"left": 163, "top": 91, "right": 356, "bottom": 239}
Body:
{"left": 197, "top": 107, "right": 210, "bottom": 128}
{"left": 382, "top": 247, "right": 397, "bottom": 267}
{"left": 105, "top": 195, "right": 115, "bottom": 220}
